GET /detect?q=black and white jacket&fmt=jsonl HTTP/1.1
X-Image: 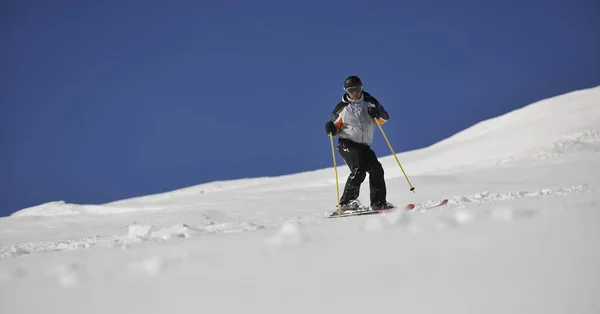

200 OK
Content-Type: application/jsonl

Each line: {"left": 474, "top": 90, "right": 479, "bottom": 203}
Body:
{"left": 328, "top": 91, "right": 389, "bottom": 145}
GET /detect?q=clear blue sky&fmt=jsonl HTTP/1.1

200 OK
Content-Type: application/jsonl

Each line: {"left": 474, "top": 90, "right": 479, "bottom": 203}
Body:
{"left": 2, "top": 0, "right": 599, "bottom": 216}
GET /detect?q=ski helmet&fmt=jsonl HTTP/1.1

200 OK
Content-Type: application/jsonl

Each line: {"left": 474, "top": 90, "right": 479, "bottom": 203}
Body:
{"left": 343, "top": 76, "right": 363, "bottom": 88}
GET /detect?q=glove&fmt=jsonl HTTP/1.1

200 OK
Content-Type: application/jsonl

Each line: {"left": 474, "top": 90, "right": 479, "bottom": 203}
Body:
{"left": 325, "top": 121, "right": 337, "bottom": 135}
{"left": 367, "top": 107, "right": 381, "bottom": 119}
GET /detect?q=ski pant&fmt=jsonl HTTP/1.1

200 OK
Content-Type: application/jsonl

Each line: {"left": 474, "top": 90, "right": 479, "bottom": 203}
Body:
{"left": 337, "top": 138, "right": 387, "bottom": 206}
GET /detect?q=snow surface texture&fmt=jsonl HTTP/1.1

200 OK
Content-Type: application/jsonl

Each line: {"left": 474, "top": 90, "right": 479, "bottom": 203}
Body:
{"left": 1, "top": 86, "right": 600, "bottom": 314}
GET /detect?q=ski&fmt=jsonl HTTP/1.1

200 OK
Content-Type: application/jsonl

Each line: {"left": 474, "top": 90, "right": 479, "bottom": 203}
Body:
{"left": 423, "top": 199, "right": 448, "bottom": 209}
{"left": 406, "top": 199, "right": 448, "bottom": 211}
{"left": 327, "top": 199, "right": 448, "bottom": 218}
{"left": 382, "top": 199, "right": 449, "bottom": 212}
{"left": 327, "top": 209, "right": 379, "bottom": 218}
{"left": 327, "top": 203, "right": 415, "bottom": 218}
{"left": 378, "top": 203, "right": 415, "bottom": 213}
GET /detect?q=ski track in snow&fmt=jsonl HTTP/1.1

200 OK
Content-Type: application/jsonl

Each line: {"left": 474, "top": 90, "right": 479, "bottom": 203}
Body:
{"left": 444, "top": 183, "right": 595, "bottom": 206}
{"left": 536, "top": 130, "right": 600, "bottom": 160}
{"left": 1, "top": 184, "right": 594, "bottom": 259}
{"left": 0, "top": 221, "right": 266, "bottom": 259}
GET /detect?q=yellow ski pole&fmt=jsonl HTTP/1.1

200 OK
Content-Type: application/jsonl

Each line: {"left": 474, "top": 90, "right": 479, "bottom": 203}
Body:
{"left": 329, "top": 132, "right": 341, "bottom": 215}
{"left": 374, "top": 118, "right": 416, "bottom": 193}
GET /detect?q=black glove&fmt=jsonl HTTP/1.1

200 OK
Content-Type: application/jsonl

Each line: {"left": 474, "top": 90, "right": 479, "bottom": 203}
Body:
{"left": 325, "top": 121, "right": 337, "bottom": 135}
{"left": 367, "top": 107, "right": 382, "bottom": 119}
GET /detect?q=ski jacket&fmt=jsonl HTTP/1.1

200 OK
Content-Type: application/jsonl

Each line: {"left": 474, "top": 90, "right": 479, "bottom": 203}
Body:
{"left": 328, "top": 91, "right": 389, "bottom": 146}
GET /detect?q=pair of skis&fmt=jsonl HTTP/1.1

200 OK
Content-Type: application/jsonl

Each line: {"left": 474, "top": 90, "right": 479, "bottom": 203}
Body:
{"left": 328, "top": 199, "right": 448, "bottom": 218}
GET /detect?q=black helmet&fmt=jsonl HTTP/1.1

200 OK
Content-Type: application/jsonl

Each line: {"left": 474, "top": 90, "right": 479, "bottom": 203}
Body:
{"left": 343, "top": 75, "right": 363, "bottom": 88}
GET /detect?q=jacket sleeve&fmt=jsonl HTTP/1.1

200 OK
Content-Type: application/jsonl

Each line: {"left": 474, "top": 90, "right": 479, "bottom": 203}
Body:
{"left": 329, "top": 102, "right": 346, "bottom": 134}
{"left": 364, "top": 92, "right": 389, "bottom": 124}
{"left": 377, "top": 104, "right": 389, "bottom": 124}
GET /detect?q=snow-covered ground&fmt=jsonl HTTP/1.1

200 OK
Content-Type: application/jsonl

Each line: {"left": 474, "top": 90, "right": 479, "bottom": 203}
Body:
{"left": 1, "top": 86, "right": 599, "bottom": 314}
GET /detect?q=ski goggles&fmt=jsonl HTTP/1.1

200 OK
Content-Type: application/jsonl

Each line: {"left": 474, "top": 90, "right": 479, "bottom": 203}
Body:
{"left": 345, "top": 86, "right": 363, "bottom": 94}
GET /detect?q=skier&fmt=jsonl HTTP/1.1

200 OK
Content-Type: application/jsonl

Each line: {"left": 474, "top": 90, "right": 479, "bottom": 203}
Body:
{"left": 325, "top": 75, "right": 395, "bottom": 212}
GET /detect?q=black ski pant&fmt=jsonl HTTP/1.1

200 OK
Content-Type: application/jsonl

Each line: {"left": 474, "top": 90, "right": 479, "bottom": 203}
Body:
{"left": 337, "top": 138, "right": 387, "bottom": 206}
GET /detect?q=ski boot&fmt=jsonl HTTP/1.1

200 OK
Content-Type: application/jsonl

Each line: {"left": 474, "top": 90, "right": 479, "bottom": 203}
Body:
{"left": 371, "top": 201, "right": 395, "bottom": 211}
{"left": 339, "top": 199, "right": 363, "bottom": 213}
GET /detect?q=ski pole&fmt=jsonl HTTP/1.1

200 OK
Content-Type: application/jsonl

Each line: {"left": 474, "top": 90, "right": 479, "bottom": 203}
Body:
{"left": 374, "top": 118, "right": 416, "bottom": 193}
{"left": 329, "top": 132, "right": 341, "bottom": 215}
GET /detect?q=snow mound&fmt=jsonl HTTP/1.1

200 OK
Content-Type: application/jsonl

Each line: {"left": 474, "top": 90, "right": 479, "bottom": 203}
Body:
{"left": 0, "top": 237, "right": 99, "bottom": 258}
{"left": 0, "top": 246, "right": 30, "bottom": 258}
{"left": 264, "top": 222, "right": 309, "bottom": 247}
{"left": 11, "top": 201, "right": 152, "bottom": 217}
{"left": 10, "top": 201, "right": 80, "bottom": 216}
{"left": 150, "top": 223, "right": 201, "bottom": 240}
{"left": 203, "top": 221, "right": 265, "bottom": 234}
{"left": 128, "top": 224, "right": 155, "bottom": 240}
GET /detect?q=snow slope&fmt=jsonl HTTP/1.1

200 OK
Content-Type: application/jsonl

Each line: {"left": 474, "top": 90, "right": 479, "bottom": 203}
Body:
{"left": 1, "top": 86, "right": 600, "bottom": 314}
{"left": 382, "top": 86, "right": 600, "bottom": 175}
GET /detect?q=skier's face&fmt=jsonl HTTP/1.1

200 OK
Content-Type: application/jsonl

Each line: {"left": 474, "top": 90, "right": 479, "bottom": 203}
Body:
{"left": 345, "top": 86, "right": 363, "bottom": 100}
